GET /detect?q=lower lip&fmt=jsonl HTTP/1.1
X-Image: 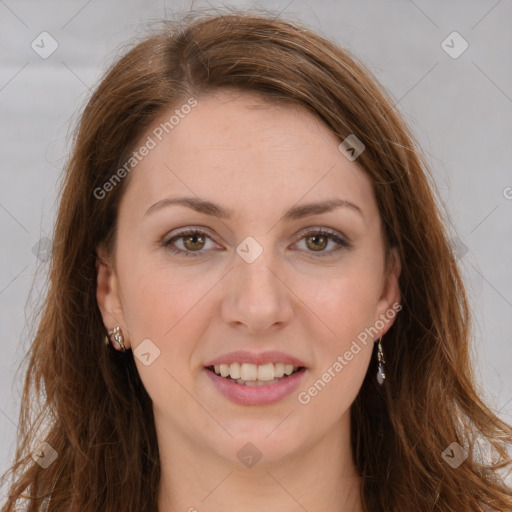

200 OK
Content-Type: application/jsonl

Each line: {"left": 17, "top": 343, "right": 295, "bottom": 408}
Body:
{"left": 204, "top": 367, "right": 307, "bottom": 406}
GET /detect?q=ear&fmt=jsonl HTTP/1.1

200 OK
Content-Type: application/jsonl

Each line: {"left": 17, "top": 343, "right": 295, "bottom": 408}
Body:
{"left": 96, "top": 245, "right": 131, "bottom": 350}
{"left": 375, "top": 246, "right": 402, "bottom": 338}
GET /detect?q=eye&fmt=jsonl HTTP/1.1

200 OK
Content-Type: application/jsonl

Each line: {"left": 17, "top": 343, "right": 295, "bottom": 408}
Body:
{"left": 292, "top": 228, "right": 352, "bottom": 257}
{"left": 161, "top": 227, "right": 351, "bottom": 258}
{"left": 162, "top": 228, "right": 218, "bottom": 257}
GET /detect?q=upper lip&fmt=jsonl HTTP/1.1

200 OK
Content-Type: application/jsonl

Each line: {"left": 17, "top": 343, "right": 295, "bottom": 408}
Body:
{"left": 204, "top": 350, "right": 307, "bottom": 368}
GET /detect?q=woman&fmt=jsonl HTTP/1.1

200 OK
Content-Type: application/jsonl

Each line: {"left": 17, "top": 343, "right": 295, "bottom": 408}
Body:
{"left": 1, "top": 9, "right": 511, "bottom": 512}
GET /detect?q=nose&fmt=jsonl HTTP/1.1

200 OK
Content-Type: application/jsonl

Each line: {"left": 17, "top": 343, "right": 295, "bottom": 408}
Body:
{"left": 220, "top": 243, "right": 294, "bottom": 334}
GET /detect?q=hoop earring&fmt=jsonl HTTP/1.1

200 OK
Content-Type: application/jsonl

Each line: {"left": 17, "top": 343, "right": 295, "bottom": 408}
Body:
{"left": 105, "top": 325, "right": 126, "bottom": 352}
{"left": 376, "top": 336, "right": 386, "bottom": 385}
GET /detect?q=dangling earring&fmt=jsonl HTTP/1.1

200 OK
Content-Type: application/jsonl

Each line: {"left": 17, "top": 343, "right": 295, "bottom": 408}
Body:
{"left": 376, "top": 336, "right": 386, "bottom": 385}
{"left": 105, "top": 325, "right": 126, "bottom": 352}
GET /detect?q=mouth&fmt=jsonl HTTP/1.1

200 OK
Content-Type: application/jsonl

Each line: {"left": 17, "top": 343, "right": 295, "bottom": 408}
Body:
{"left": 204, "top": 361, "right": 307, "bottom": 405}
{"left": 205, "top": 362, "right": 304, "bottom": 386}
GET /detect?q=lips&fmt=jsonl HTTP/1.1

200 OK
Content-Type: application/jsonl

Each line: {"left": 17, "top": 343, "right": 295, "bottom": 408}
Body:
{"left": 203, "top": 350, "right": 308, "bottom": 405}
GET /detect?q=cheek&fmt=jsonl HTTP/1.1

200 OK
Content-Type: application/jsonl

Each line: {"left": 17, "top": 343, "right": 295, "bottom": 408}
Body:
{"left": 295, "top": 274, "right": 377, "bottom": 413}
{"left": 295, "top": 266, "right": 382, "bottom": 342}
{"left": 119, "top": 260, "right": 213, "bottom": 340}
{"left": 298, "top": 340, "right": 373, "bottom": 419}
{"left": 119, "top": 263, "right": 226, "bottom": 394}
{"left": 292, "top": 267, "right": 380, "bottom": 402}
{"left": 121, "top": 267, "right": 215, "bottom": 414}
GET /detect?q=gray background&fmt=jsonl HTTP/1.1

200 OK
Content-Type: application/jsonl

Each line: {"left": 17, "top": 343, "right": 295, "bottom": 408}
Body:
{"left": 1, "top": 0, "right": 511, "bottom": 480}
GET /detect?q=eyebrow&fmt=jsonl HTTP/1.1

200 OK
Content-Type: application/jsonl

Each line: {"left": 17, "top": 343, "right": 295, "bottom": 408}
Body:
{"left": 143, "top": 196, "right": 364, "bottom": 221}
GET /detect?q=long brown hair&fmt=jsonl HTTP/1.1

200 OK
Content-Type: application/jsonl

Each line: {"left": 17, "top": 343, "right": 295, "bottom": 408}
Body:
{"left": 2, "top": 7, "right": 511, "bottom": 512}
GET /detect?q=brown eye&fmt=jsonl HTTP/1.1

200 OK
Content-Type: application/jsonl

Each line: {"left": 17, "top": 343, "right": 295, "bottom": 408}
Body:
{"left": 182, "top": 233, "right": 206, "bottom": 251}
{"left": 294, "top": 228, "right": 352, "bottom": 257}
{"left": 305, "top": 234, "right": 328, "bottom": 252}
{"left": 163, "top": 228, "right": 216, "bottom": 257}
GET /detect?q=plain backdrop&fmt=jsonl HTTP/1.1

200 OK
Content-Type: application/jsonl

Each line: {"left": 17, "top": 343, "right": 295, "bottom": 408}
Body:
{"left": 1, "top": 0, "right": 511, "bottom": 479}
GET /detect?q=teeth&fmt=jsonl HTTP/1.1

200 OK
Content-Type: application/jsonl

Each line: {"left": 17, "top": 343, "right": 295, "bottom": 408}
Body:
{"left": 257, "top": 363, "right": 274, "bottom": 381}
{"left": 229, "top": 362, "right": 241, "bottom": 379}
{"left": 211, "top": 362, "right": 300, "bottom": 382}
{"left": 284, "top": 364, "right": 294, "bottom": 376}
{"left": 239, "top": 363, "right": 256, "bottom": 381}
{"left": 274, "top": 362, "right": 285, "bottom": 378}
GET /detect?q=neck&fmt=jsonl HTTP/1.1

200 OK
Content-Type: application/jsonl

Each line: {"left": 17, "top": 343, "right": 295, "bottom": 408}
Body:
{"left": 156, "top": 411, "right": 363, "bottom": 512}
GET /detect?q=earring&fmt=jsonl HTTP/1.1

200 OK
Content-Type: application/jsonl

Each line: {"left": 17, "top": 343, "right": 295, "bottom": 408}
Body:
{"left": 376, "top": 336, "right": 386, "bottom": 385}
{"left": 105, "top": 326, "right": 127, "bottom": 352}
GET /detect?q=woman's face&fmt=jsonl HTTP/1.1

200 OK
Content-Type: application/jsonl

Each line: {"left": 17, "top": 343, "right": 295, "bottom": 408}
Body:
{"left": 97, "top": 88, "right": 400, "bottom": 467}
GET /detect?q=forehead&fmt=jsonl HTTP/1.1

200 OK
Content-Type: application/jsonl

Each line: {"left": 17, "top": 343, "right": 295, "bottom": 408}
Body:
{"left": 118, "top": 89, "right": 377, "bottom": 225}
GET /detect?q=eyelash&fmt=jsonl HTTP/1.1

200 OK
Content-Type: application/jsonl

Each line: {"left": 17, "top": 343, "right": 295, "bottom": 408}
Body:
{"left": 161, "top": 227, "right": 352, "bottom": 258}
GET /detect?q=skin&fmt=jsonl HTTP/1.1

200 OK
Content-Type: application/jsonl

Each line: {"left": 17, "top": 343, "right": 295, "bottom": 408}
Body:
{"left": 96, "top": 88, "right": 401, "bottom": 512}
